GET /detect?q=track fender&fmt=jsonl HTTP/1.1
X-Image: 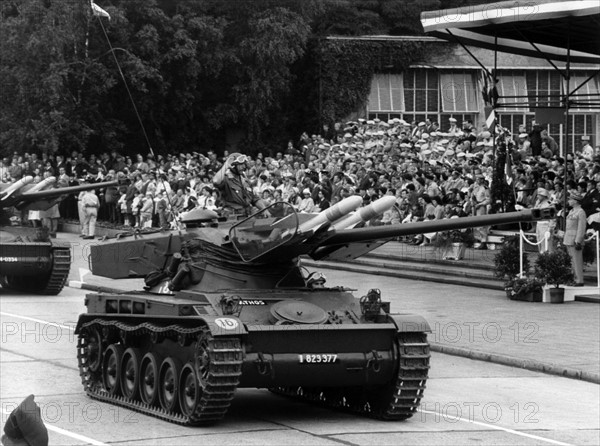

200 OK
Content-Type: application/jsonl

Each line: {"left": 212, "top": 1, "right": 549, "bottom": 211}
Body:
{"left": 74, "top": 314, "right": 248, "bottom": 336}
{"left": 201, "top": 315, "right": 248, "bottom": 337}
{"left": 387, "top": 314, "right": 431, "bottom": 333}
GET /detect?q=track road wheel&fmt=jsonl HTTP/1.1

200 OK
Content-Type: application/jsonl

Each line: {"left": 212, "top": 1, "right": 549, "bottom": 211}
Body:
{"left": 120, "top": 348, "right": 141, "bottom": 401}
{"left": 159, "top": 357, "right": 181, "bottom": 413}
{"left": 102, "top": 344, "right": 124, "bottom": 396}
{"left": 80, "top": 328, "right": 103, "bottom": 373}
{"left": 139, "top": 352, "right": 162, "bottom": 406}
{"left": 179, "top": 363, "right": 200, "bottom": 418}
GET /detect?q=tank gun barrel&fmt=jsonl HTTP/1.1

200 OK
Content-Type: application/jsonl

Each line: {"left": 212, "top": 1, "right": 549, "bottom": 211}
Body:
{"left": 230, "top": 204, "right": 555, "bottom": 264}
{"left": 19, "top": 179, "right": 120, "bottom": 199}
{"left": 322, "top": 208, "right": 555, "bottom": 246}
{"left": 0, "top": 179, "right": 121, "bottom": 210}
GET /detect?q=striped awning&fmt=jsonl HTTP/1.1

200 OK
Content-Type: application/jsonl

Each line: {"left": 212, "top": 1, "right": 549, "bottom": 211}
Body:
{"left": 421, "top": 0, "right": 600, "bottom": 64}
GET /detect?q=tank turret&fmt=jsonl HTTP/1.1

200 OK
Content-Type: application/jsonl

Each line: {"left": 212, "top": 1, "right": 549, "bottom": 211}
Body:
{"left": 76, "top": 201, "right": 555, "bottom": 425}
{"left": 0, "top": 178, "right": 122, "bottom": 295}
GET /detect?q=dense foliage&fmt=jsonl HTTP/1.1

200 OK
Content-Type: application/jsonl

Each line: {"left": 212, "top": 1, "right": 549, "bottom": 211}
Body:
{"left": 0, "top": 0, "right": 481, "bottom": 158}
{"left": 534, "top": 246, "right": 574, "bottom": 288}
{"left": 493, "top": 235, "right": 530, "bottom": 281}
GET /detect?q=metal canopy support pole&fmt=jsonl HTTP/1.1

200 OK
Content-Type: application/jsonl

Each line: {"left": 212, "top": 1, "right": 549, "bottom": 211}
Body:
{"left": 446, "top": 30, "right": 493, "bottom": 78}
{"left": 563, "top": 28, "right": 571, "bottom": 224}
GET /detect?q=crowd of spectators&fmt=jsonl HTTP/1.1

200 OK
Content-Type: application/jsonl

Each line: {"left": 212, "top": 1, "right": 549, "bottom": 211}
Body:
{"left": 1, "top": 118, "right": 599, "bottom": 247}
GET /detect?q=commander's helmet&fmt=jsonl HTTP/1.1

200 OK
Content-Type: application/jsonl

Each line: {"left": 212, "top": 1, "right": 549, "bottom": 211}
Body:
{"left": 228, "top": 153, "right": 249, "bottom": 166}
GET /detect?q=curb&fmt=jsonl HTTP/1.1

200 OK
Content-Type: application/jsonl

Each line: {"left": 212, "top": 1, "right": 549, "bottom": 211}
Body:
{"left": 68, "top": 280, "right": 599, "bottom": 385}
{"left": 430, "top": 342, "right": 600, "bottom": 384}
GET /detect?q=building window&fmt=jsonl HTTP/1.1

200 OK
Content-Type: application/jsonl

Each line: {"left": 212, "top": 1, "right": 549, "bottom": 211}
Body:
{"left": 567, "top": 73, "right": 600, "bottom": 111}
{"left": 526, "top": 71, "right": 561, "bottom": 108}
{"left": 498, "top": 113, "right": 535, "bottom": 134}
{"left": 368, "top": 74, "right": 404, "bottom": 112}
{"left": 496, "top": 71, "right": 529, "bottom": 112}
{"left": 404, "top": 69, "right": 439, "bottom": 113}
{"left": 440, "top": 71, "right": 479, "bottom": 112}
{"left": 498, "top": 112, "right": 596, "bottom": 153}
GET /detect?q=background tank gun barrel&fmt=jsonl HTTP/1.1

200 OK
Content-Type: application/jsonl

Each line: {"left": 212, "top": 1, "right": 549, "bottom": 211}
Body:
{"left": 12, "top": 179, "right": 120, "bottom": 200}
{"left": 21, "top": 176, "right": 57, "bottom": 195}
{"left": 0, "top": 179, "right": 121, "bottom": 210}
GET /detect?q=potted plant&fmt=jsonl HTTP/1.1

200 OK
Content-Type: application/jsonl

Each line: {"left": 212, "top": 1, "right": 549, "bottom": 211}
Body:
{"left": 534, "top": 245, "right": 575, "bottom": 304}
{"left": 434, "top": 228, "right": 475, "bottom": 260}
{"left": 493, "top": 236, "right": 530, "bottom": 297}
{"left": 507, "top": 276, "right": 545, "bottom": 302}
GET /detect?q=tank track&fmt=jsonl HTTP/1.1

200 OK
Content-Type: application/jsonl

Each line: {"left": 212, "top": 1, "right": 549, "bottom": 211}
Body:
{"left": 43, "top": 246, "right": 71, "bottom": 295}
{"left": 77, "top": 319, "right": 243, "bottom": 426}
{"left": 270, "top": 332, "right": 429, "bottom": 420}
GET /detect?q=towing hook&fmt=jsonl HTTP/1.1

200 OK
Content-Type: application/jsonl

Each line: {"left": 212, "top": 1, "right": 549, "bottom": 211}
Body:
{"left": 366, "top": 350, "right": 382, "bottom": 373}
{"left": 254, "top": 352, "right": 273, "bottom": 377}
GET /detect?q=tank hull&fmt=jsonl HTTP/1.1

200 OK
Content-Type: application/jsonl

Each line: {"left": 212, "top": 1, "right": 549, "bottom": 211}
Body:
{"left": 76, "top": 289, "right": 430, "bottom": 425}
{"left": 0, "top": 229, "right": 71, "bottom": 295}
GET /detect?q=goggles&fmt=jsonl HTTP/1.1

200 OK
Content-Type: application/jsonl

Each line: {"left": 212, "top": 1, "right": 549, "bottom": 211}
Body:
{"left": 230, "top": 154, "right": 249, "bottom": 165}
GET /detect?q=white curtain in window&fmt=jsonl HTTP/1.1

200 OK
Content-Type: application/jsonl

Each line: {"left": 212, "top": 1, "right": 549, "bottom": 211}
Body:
{"left": 368, "top": 74, "right": 404, "bottom": 112}
{"left": 440, "top": 71, "right": 479, "bottom": 112}
{"left": 496, "top": 72, "right": 529, "bottom": 111}
{"left": 567, "top": 73, "right": 600, "bottom": 111}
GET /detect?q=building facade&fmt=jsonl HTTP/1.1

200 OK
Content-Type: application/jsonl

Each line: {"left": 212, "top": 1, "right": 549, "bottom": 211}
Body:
{"left": 358, "top": 37, "right": 599, "bottom": 152}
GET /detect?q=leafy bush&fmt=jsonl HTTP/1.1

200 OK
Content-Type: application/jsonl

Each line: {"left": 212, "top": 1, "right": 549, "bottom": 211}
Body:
{"left": 433, "top": 228, "right": 476, "bottom": 251}
{"left": 534, "top": 246, "right": 574, "bottom": 288}
{"left": 509, "top": 277, "right": 544, "bottom": 295}
{"left": 494, "top": 236, "right": 529, "bottom": 280}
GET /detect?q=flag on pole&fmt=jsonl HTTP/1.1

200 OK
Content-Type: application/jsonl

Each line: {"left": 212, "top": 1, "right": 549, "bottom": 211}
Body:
{"left": 91, "top": 1, "right": 111, "bottom": 19}
{"left": 485, "top": 109, "right": 496, "bottom": 131}
{"left": 505, "top": 150, "right": 513, "bottom": 186}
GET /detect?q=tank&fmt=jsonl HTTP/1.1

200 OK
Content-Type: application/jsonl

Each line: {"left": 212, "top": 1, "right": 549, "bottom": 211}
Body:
{"left": 0, "top": 176, "right": 120, "bottom": 295}
{"left": 75, "top": 198, "right": 555, "bottom": 425}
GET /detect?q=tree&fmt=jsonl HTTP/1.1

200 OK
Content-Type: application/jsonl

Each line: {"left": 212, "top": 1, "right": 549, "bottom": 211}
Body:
{"left": 1, "top": 0, "right": 480, "bottom": 158}
{"left": 0, "top": 0, "right": 97, "bottom": 155}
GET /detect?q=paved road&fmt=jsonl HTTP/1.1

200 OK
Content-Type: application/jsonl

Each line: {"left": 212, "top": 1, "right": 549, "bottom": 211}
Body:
{"left": 1, "top": 286, "right": 598, "bottom": 445}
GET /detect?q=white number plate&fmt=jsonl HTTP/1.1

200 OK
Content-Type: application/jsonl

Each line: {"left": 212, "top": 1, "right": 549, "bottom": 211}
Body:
{"left": 298, "top": 354, "right": 338, "bottom": 364}
{"left": 0, "top": 257, "right": 18, "bottom": 262}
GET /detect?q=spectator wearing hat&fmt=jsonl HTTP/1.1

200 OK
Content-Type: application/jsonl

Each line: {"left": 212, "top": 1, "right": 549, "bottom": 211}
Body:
{"left": 581, "top": 180, "right": 600, "bottom": 216}
{"left": 471, "top": 174, "right": 491, "bottom": 248}
{"left": 424, "top": 174, "right": 441, "bottom": 198}
{"left": 297, "top": 188, "right": 315, "bottom": 212}
{"left": 134, "top": 154, "right": 149, "bottom": 173}
{"left": 154, "top": 191, "right": 169, "bottom": 228}
{"left": 140, "top": 192, "right": 154, "bottom": 228}
{"left": 76, "top": 179, "right": 89, "bottom": 236}
{"left": 560, "top": 191, "right": 587, "bottom": 286}
{"left": 81, "top": 187, "right": 99, "bottom": 239}
{"left": 534, "top": 187, "right": 555, "bottom": 253}
{"left": 541, "top": 130, "right": 559, "bottom": 156}
{"left": 447, "top": 117, "right": 460, "bottom": 135}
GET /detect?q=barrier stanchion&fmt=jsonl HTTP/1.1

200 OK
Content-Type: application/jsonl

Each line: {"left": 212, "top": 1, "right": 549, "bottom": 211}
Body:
{"left": 581, "top": 229, "right": 600, "bottom": 290}
{"left": 519, "top": 229, "right": 550, "bottom": 277}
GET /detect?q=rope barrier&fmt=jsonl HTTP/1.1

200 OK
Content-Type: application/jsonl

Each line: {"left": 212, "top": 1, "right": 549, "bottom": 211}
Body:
{"left": 518, "top": 229, "right": 600, "bottom": 289}
{"left": 518, "top": 230, "right": 550, "bottom": 277}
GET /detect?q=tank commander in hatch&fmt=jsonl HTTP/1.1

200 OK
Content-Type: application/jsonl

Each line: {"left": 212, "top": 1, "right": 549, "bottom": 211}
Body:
{"left": 213, "top": 153, "right": 266, "bottom": 217}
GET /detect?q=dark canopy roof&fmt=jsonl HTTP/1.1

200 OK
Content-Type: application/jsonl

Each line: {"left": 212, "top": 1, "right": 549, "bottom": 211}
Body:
{"left": 421, "top": 0, "right": 600, "bottom": 64}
